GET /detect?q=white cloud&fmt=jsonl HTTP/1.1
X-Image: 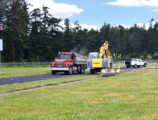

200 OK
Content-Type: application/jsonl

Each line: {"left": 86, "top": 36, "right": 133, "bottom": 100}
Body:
{"left": 105, "top": 0, "right": 158, "bottom": 7}
{"left": 59, "top": 21, "right": 99, "bottom": 31}
{"left": 115, "top": 24, "right": 131, "bottom": 29}
{"left": 80, "top": 24, "right": 99, "bottom": 30}
{"left": 27, "top": 0, "right": 84, "bottom": 18}
{"left": 114, "top": 22, "right": 151, "bottom": 29}
{"left": 135, "top": 23, "right": 150, "bottom": 29}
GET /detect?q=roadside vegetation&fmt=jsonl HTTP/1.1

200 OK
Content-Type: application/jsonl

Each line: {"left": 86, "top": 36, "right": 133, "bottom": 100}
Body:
{"left": 1, "top": 70, "right": 158, "bottom": 119}
{"left": 0, "top": 66, "right": 50, "bottom": 78}
{"left": 147, "top": 62, "right": 158, "bottom": 69}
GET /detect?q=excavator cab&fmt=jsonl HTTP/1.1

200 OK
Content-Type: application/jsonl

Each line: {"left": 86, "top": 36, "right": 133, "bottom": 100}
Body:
{"left": 88, "top": 52, "right": 99, "bottom": 59}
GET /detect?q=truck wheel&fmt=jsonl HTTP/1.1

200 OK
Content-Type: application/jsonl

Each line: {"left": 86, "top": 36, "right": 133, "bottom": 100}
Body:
{"left": 68, "top": 67, "right": 73, "bottom": 75}
{"left": 144, "top": 63, "right": 147, "bottom": 67}
{"left": 78, "top": 66, "right": 84, "bottom": 74}
{"left": 126, "top": 65, "right": 130, "bottom": 68}
{"left": 81, "top": 66, "right": 85, "bottom": 74}
{"left": 51, "top": 71, "right": 56, "bottom": 75}
{"left": 90, "top": 69, "right": 96, "bottom": 74}
{"left": 110, "top": 63, "right": 112, "bottom": 69}
{"left": 77, "top": 66, "right": 81, "bottom": 74}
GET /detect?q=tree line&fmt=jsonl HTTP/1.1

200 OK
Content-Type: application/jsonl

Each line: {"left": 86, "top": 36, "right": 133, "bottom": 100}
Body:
{"left": 0, "top": 0, "right": 158, "bottom": 62}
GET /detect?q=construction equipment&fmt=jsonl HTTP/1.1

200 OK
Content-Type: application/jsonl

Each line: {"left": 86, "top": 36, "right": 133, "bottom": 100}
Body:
{"left": 51, "top": 52, "right": 87, "bottom": 75}
{"left": 87, "top": 41, "right": 116, "bottom": 77}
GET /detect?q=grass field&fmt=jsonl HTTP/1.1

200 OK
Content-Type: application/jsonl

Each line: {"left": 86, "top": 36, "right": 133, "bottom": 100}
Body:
{"left": 0, "top": 74, "right": 98, "bottom": 93}
{"left": 0, "top": 66, "right": 50, "bottom": 78}
{"left": 0, "top": 62, "right": 157, "bottom": 79}
{"left": 1, "top": 70, "right": 158, "bottom": 120}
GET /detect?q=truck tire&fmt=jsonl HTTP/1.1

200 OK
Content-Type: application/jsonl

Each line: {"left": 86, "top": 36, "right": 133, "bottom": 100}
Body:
{"left": 126, "top": 65, "right": 130, "bottom": 68}
{"left": 77, "top": 66, "right": 81, "bottom": 74}
{"left": 144, "top": 63, "right": 147, "bottom": 67}
{"left": 133, "top": 65, "right": 137, "bottom": 68}
{"left": 68, "top": 67, "right": 73, "bottom": 75}
{"left": 110, "top": 63, "right": 112, "bottom": 69}
{"left": 90, "top": 69, "right": 96, "bottom": 74}
{"left": 77, "top": 66, "right": 84, "bottom": 74}
{"left": 81, "top": 66, "right": 85, "bottom": 74}
{"left": 51, "top": 71, "right": 56, "bottom": 75}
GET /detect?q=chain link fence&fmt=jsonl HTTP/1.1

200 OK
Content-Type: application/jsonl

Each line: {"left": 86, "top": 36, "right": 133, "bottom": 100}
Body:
{"left": 1, "top": 62, "right": 51, "bottom": 67}
{"left": 1, "top": 60, "right": 158, "bottom": 69}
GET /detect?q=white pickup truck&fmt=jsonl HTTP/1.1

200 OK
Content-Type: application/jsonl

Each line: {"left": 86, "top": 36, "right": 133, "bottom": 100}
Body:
{"left": 125, "top": 58, "right": 147, "bottom": 68}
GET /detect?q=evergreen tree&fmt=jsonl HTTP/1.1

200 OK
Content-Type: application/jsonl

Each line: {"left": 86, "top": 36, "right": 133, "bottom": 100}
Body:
{"left": 3, "top": 0, "right": 29, "bottom": 62}
{"left": 63, "top": 18, "right": 73, "bottom": 51}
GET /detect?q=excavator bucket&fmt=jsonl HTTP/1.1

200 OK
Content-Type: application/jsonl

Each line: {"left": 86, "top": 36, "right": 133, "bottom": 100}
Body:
{"left": 100, "top": 69, "right": 116, "bottom": 77}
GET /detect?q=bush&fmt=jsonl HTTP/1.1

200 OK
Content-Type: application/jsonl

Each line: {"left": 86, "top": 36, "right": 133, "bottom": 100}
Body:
{"left": 147, "top": 54, "right": 152, "bottom": 59}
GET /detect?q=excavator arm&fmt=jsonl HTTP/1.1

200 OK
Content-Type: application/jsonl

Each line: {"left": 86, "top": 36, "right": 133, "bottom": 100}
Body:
{"left": 99, "top": 41, "right": 116, "bottom": 77}
{"left": 99, "top": 41, "right": 111, "bottom": 59}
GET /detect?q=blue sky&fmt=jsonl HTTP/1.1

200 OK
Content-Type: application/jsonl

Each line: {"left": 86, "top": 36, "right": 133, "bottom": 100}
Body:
{"left": 28, "top": 0, "right": 158, "bottom": 29}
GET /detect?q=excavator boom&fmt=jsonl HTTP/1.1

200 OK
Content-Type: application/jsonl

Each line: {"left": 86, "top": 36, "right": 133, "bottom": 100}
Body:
{"left": 99, "top": 41, "right": 111, "bottom": 59}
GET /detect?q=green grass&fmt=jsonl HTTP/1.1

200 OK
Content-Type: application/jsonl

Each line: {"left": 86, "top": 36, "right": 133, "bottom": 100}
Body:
{"left": 0, "top": 66, "right": 50, "bottom": 78}
{"left": 113, "top": 63, "right": 125, "bottom": 68}
{"left": 1, "top": 70, "right": 158, "bottom": 119}
{"left": 0, "top": 74, "right": 98, "bottom": 93}
{"left": 147, "top": 62, "right": 158, "bottom": 69}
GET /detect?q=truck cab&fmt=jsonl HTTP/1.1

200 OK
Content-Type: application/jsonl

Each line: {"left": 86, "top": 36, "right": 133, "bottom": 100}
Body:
{"left": 88, "top": 52, "right": 99, "bottom": 59}
{"left": 51, "top": 52, "right": 74, "bottom": 75}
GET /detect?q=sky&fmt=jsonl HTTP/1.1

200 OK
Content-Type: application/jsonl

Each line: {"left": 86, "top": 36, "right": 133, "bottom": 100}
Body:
{"left": 27, "top": 0, "right": 158, "bottom": 30}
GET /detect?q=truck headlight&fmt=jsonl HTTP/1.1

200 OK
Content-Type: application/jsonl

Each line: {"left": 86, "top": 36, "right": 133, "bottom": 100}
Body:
{"left": 51, "top": 63, "right": 55, "bottom": 67}
{"left": 65, "top": 64, "right": 69, "bottom": 67}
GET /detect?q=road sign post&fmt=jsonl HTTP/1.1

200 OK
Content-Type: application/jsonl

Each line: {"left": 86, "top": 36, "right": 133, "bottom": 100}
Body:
{"left": 0, "top": 39, "right": 3, "bottom": 74}
{"left": 0, "top": 24, "right": 3, "bottom": 74}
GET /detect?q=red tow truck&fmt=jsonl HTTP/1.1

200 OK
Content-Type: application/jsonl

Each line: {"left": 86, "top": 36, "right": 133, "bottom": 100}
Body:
{"left": 51, "top": 52, "right": 87, "bottom": 75}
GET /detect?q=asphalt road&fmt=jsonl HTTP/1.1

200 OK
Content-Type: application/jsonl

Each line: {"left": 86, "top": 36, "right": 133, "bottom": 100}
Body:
{"left": 0, "top": 73, "right": 78, "bottom": 85}
{"left": 0, "top": 67, "right": 153, "bottom": 86}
